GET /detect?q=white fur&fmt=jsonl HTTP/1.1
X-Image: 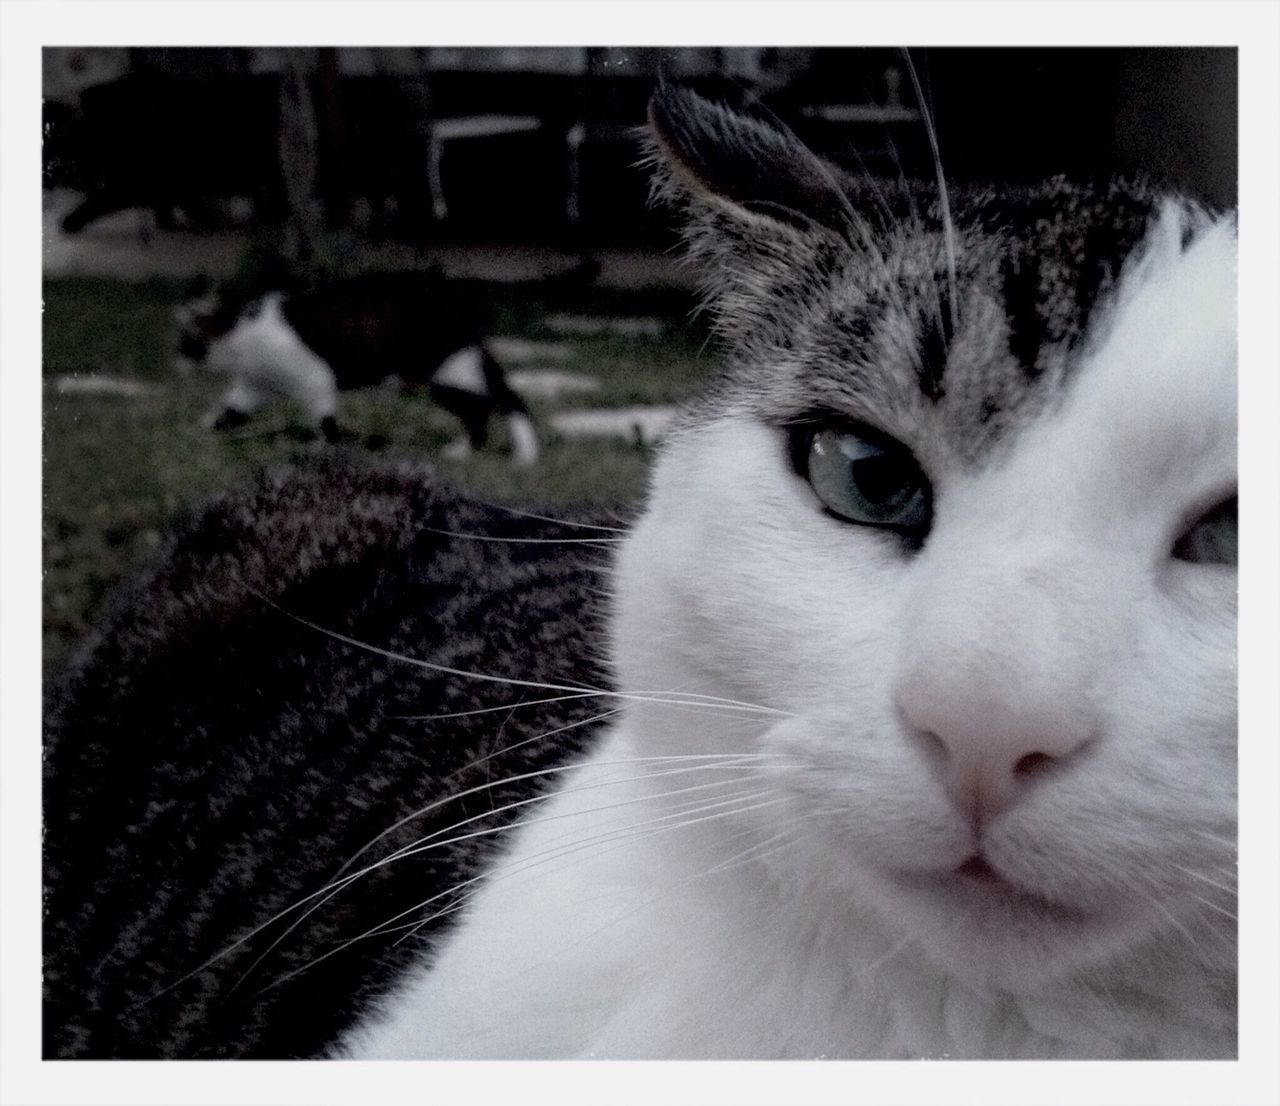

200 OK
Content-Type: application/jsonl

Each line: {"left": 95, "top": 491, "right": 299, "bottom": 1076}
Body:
{"left": 505, "top": 411, "right": 540, "bottom": 466}
{"left": 202, "top": 294, "right": 338, "bottom": 423}
{"left": 432, "top": 345, "right": 488, "bottom": 395}
{"left": 340, "top": 208, "right": 1237, "bottom": 1059}
{"left": 440, "top": 437, "right": 473, "bottom": 461}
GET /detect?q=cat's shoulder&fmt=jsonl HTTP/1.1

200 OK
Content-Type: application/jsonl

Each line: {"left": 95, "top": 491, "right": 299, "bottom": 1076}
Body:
{"left": 44, "top": 457, "right": 604, "bottom": 767}
{"left": 43, "top": 459, "right": 612, "bottom": 1057}
{"left": 50, "top": 461, "right": 456, "bottom": 687}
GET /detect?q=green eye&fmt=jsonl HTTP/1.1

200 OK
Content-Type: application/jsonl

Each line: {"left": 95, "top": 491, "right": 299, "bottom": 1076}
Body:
{"left": 803, "top": 428, "right": 932, "bottom": 533}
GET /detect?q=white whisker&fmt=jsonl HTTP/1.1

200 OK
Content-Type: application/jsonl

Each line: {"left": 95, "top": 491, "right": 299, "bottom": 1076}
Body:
{"left": 228, "top": 708, "right": 629, "bottom": 989}
{"left": 697, "top": 827, "right": 795, "bottom": 878}
{"left": 332, "top": 708, "right": 623, "bottom": 879}
{"left": 858, "top": 934, "right": 918, "bottom": 982}
{"left": 422, "top": 527, "right": 622, "bottom": 546}
{"left": 145, "top": 752, "right": 787, "bottom": 1003}
{"left": 473, "top": 502, "right": 629, "bottom": 534}
{"left": 1131, "top": 886, "right": 1205, "bottom": 954}
{"left": 1169, "top": 864, "right": 1237, "bottom": 897}
{"left": 383, "top": 791, "right": 784, "bottom": 948}
{"left": 387, "top": 691, "right": 599, "bottom": 722}
{"left": 381, "top": 775, "right": 770, "bottom": 876}
{"left": 263, "top": 793, "right": 787, "bottom": 988}
{"left": 1181, "top": 892, "right": 1237, "bottom": 923}
{"left": 902, "top": 47, "right": 957, "bottom": 336}
{"left": 249, "top": 590, "right": 792, "bottom": 718}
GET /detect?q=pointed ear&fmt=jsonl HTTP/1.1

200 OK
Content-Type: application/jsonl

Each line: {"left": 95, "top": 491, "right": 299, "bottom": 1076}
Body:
{"left": 646, "top": 81, "right": 860, "bottom": 346}
{"left": 647, "top": 79, "right": 855, "bottom": 239}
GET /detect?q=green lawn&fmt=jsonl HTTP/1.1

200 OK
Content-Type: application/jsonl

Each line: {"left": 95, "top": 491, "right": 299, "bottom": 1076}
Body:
{"left": 42, "top": 276, "right": 713, "bottom": 671}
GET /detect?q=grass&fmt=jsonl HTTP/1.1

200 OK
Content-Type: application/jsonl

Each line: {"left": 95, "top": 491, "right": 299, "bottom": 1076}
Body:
{"left": 42, "top": 275, "right": 715, "bottom": 672}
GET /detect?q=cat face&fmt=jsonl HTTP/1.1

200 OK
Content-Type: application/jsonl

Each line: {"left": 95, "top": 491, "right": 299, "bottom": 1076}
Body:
{"left": 614, "top": 84, "right": 1236, "bottom": 990}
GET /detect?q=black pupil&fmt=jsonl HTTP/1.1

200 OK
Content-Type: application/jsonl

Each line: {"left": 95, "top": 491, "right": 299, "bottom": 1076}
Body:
{"left": 849, "top": 452, "right": 909, "bottom": 506}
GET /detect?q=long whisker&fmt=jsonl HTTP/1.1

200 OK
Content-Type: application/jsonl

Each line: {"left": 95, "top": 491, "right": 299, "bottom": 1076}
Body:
{"left": 496, "top": 778, "right": 772, "bottom": 867}
{"left": 364, "top": 794, "right": 775, "bottom": 944}
{"left": 517, "top": 811, "right": 811, "bottom": 973}
{"left": 422, "top": 528, "right": 622, "bottom": 546}
{"left": 260, "top": 794, "right": 788, "bottom": 989}
{"left": 387, "top": 787, "right": 778, "bottom": 941}
{"left": 140, "top": 752, "right": 784, "bottom": 1005}
{"left": 374, "top": 793, "right": 780, "bottom": 945}
{"left": 331, "top": 708, "right": 622, "bottom": 880}
{"left": 231, "top": 764, "right": 765, "bottom": 992}
{"left": 1169, "top": 864, "right": 1237, "bottom": 897}
{"left": 858, "top": 933, "right": 918, "bottom": 981}
{"left": 880, "top": 116, "right": 951, "bottom": 359}
{"left": 385, "top": 690, "right": 599, "bottom": 722}
{"left": 472, "top": 502, "right": 629, "bottom": 534}
{"left": 379, "top": 772, "right": 770, "bottom": 876}
{"left": 379, "top": 791, "right": 783, "bottom": 946}
{"left": 902, "top": 47, "right": 957, "bottom": 336}
{"left": 1131, "top": 885, "right": 1204, "bottom": 953}
{"left": 1181, "top": 892, "right": 1237, "bottom": 922}
{"left": 227, "top": 708, "right": 627, "bottom": 988}
{"left": 249, "top": 589, "right": 790, "bottom": 717}
{"left": 697, "top": 827, "right": 795, "bottom": 878}
{"left": 1186, "top": 827, "right": 1237, "bottom": 847}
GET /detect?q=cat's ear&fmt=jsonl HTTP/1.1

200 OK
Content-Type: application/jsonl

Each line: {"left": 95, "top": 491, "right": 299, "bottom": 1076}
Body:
{"left": 647, "top": 79, "right": 855, "bottom": 241}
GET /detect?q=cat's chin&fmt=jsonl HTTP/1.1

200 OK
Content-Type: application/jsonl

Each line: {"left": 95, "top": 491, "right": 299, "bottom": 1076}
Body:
{"left": 870, "top": 859, "right": 1140, "bottom": 989}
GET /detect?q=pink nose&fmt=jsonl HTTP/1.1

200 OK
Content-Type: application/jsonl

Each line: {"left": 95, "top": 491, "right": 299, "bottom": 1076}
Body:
{"left": 897, "top": 672, "right": 1093, "bottom": 827}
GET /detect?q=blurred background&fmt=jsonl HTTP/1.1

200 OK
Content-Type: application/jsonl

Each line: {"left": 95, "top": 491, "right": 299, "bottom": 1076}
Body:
{"left": 41, "top": 46, "right": 1236, "bottom": 669}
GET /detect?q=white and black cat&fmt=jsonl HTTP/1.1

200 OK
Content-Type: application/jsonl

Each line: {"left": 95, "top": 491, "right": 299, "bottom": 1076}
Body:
{"left": 43, "top": 81, "right": 1236, "bottom": 1059}
{"left": 176, "top": 263, "right": 598, "bottom": 462}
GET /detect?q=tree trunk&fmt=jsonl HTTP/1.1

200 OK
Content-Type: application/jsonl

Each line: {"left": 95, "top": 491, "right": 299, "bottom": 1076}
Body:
{"left": 276, "top": 48, "right": 322, "bottom": 264}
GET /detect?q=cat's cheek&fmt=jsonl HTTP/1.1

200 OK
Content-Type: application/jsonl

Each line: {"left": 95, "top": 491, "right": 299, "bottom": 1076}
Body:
{"left": 1121, "top": 575, "right": 1237, "bottom": 778}
{"left": 1157, "top": 560, "right": 1238, "bottom": 621}
{"left": 613, "top": 418, "right": 879, "bottom": 706}
{"left": 751, "top": 716, "right": 967, "bottom": 873}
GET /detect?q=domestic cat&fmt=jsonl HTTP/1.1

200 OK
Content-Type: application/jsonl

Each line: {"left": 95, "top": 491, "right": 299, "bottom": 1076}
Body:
{"left": 43, "top": 81, "right": 1236, "bottom": 1059}
{"left": 175, "top": 264, "right": 602, "bottom": 462}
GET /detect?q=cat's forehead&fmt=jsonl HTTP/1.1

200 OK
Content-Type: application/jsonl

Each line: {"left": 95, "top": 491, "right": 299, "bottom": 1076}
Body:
{"left": 710, "top": 179, "right": 1228, "bottom": 468}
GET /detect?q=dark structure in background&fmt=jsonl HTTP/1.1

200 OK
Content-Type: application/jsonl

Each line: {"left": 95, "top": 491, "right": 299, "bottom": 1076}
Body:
{"left": 43, "top": 46, "right": 1237, "bottom": 252}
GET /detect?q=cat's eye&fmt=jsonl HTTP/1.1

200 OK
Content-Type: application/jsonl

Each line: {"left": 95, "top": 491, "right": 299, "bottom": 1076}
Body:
{"left": 798, "top": 427, "right": 932, "bottom": 535}
{"left": 1172, "top": 495, "right": 1237, "bottom": 567}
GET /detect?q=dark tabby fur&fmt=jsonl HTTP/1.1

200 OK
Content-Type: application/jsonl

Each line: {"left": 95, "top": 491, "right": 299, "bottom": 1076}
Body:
{"left": 44, "top": 461, "right": 611, "bottom": 1058}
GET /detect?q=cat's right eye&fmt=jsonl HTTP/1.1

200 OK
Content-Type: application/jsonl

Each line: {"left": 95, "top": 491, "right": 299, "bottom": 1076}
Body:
{"left": 1172, "top": 495, "right": 1237, "bottom": 567}
{"left": 797, "top": 426, "right": 932, "bottom": 537}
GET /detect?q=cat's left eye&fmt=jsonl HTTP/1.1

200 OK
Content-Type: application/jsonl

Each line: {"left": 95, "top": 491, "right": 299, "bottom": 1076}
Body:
{"left": 797, "top": 427, "right": 932, "bottom": 535}
{"left": 1172, "top": 495, "right": 1237, "bottom": 567}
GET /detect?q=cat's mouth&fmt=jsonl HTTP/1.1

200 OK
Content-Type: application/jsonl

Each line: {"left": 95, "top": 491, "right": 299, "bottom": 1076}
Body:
{"left": 949, "top": 854, "right": 1061, "bottom": 902}
{"left": 895, "top": 853, "right": 1091, "bottom": 925}
{"left": 874, "top": 852, "right": 1125, "bottom": 987}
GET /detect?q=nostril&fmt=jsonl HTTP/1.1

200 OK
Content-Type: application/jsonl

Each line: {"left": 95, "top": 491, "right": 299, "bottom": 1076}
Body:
{"left": 1013, "top": 751, "right": 1055, "bottom": 777}
{"left": 954, "top": 855, "right": 1001, "bottom": 881}
{"left": 916, "top": 729, "right": 949, "bottom": 767}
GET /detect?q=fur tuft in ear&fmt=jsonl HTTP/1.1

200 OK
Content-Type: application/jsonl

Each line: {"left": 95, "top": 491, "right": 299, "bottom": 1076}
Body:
{"left": 644, "top": 80, "right": 863, "bottom": 350}
{"left": 647, "top": 79, "right": 855, "bottom": 238}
